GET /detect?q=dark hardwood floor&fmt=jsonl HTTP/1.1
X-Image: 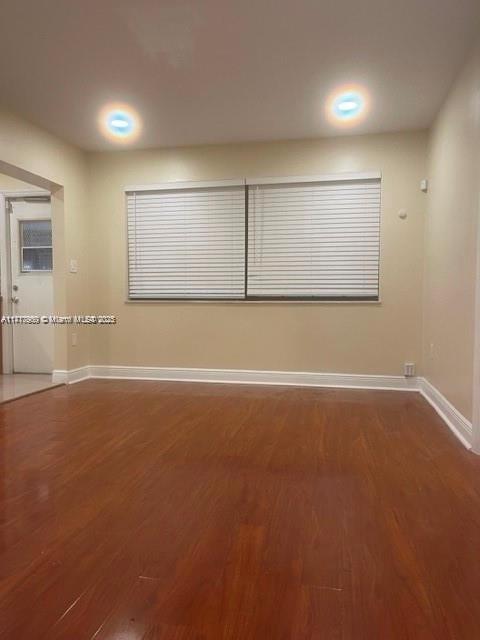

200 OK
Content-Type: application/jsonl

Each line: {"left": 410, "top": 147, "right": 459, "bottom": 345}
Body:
{"left": 0, "top": 380, "right": 479, "bottom": 639}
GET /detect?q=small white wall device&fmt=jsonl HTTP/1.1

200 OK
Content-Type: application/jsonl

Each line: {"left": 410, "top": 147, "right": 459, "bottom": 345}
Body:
{"left": 404, "top": 362, "right": 416, "bottom": 377}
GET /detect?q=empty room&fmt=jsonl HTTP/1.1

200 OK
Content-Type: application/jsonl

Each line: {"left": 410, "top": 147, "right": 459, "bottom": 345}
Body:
{"left": 0, "top": 0, "right": 479, "bottom": 638}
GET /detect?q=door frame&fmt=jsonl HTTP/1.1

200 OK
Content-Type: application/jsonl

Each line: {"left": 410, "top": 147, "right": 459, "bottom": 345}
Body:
{"left": 472, "top": 188, "right": 480, "bottom": 454}
{"left": 0, "top": 189, "right": 51, "bottom": 374}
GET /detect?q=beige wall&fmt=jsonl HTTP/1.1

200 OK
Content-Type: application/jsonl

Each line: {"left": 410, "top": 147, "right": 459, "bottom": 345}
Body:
{"left": 0, "top": 108, "right": 90, "bottom": 369}
{"left": 88, "top": 130, "right": 428, "bottom": 374}
{"left": 423, "top": 41, "right": 480, "bottom": 422}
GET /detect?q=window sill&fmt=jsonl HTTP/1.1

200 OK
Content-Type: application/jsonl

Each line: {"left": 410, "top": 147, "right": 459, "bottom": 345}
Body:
{"left": 124, "top": 298, "right": 382, "bottom": 306}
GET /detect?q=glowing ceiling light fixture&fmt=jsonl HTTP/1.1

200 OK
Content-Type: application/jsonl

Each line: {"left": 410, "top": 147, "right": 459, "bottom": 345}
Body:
{"left": 106, "top": 110, "right": 134, "bottom": 137}
{"left": 326, "top": 85, "right": 370, "bottom": 128}
{"left": 337, "top": 99, "right": 359, "bottom": 113}
{"left": 110, "top": 117, "right": 130, "bottom": 128}
{"left": 98, "top": 103, "right": 142, "bottom": 143}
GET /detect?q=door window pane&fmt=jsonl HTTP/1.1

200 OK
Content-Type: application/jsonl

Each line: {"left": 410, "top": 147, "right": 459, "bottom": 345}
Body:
{"left": 21, "top": 247, "right": 53, "bottom": 272}
{"left": 21, "top": 220, "right": 52, "bottom": 247}
{"left": 20, "top": 220, "right": 53, "bottom": 272}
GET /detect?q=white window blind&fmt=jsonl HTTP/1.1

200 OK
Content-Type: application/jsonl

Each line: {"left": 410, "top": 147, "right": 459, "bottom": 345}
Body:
{"left": 247, "top": 176, "right": 381, "bottom": 299}
{"left": 127, "top": 184, "right": 245, "bottom": 299}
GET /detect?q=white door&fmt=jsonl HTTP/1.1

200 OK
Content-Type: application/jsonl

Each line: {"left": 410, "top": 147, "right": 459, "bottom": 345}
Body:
{"left": 9, "top": 199, "right": 54, "bottom": 373}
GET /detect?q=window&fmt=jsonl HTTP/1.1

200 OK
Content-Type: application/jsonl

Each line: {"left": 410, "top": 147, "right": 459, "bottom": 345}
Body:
{"left": 247, "top": 175, "right": 380, "bottom": 300}
{"left": 127, "top": 182, "right": 246, "bottom": 299}
{"left": 126, "top": 173, "right": 381, "bottom": 301}
{"left": 20, "top": 220, "right": 53, "bottom": 272}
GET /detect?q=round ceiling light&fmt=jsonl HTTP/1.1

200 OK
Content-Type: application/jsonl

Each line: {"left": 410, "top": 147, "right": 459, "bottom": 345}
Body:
{"left": 333, "top": 93, "right": 364, "bottom": 119}
{"left": 107, "top": 111, "right": 134, "bottom": 136}
{"left": 98, "top": 103, "right": 141, "bottom": 143}
{"left": 326, "top": 86, "right": 370, "bottom": 127}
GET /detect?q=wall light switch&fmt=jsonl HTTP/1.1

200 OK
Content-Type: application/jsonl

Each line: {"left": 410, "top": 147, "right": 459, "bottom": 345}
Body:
{"left": 71, "top": 332, "right": 77, "bottom": 347}
{"left": 69, "top": 259, "right": 78, "bottom": 273}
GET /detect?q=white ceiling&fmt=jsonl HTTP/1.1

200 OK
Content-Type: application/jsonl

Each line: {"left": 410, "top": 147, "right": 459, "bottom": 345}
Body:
{"left": 0, "top": 0, "right": 479, "bottom": 151}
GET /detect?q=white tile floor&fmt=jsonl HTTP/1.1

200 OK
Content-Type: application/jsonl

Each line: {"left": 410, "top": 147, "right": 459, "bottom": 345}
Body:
{"left": 0, "top": 374, "right": 60, "bottom": 403}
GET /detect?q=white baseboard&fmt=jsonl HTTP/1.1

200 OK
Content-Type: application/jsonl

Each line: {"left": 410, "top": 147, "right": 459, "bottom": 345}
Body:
{"left": 88, "top": 365, "right": 419, "bottom": 391}
{"left": 52, "top": 366, "right": 91, "bottom": 385}
{"left": 52, "top": 365, "right": 473, "bottom": 451}
{"left": 418, "top": 377, "right": 472, "bottom": 450}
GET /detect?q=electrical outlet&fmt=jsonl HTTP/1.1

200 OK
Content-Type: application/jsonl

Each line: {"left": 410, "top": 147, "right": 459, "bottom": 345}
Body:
{"left": 71, "top": 332, "right": 77, "bottom": 347}
{"left": 404, "top": 362, "right": 416, "bottom": 377}
{"left": 429, "top": 343, "right": 435, "bottom": 358}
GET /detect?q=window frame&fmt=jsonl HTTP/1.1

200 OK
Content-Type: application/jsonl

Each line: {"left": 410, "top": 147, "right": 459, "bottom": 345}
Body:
{"left": 124, "top": 172, "right": 381, "bottom": 303}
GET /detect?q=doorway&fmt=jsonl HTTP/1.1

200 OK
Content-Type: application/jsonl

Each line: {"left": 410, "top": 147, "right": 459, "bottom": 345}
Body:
{"left": 0, "top": 170, "right": 64, "bottom": 403}
{"left": 8, "top": 197, "right": 54, "bottom": 373}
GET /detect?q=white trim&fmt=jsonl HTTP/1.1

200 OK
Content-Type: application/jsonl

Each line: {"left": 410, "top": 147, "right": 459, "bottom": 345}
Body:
{"left": 51, "top": 366, "right": 473, "bottom": 451}
{"left": 52, "top": 366, "right": 91, "bottom": 385}
{"left": 0, "top": 189, "right": 50, "bottom": 198}
{"left": 0, "top": 193, "right": 12, "bottom": 374}
{"left": 87, "top": 365, "right": 417, "bottom": 390}
{"left": 472, "top": 187, "right": 480, "bottom": 454}
{"left": 51, "top": 370, "right": 67, "bottom": 384}
{"left": 124, "top": 178, "right": 245, "bottom": 193}
{"left": 124, "top": 298, "right": 382, "bottom": 305}
{"left": 245, "top": 171, "right": 381, "bottom": 186}
{"left": 418, "top": 377, "right": 472, "bottom": 450}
